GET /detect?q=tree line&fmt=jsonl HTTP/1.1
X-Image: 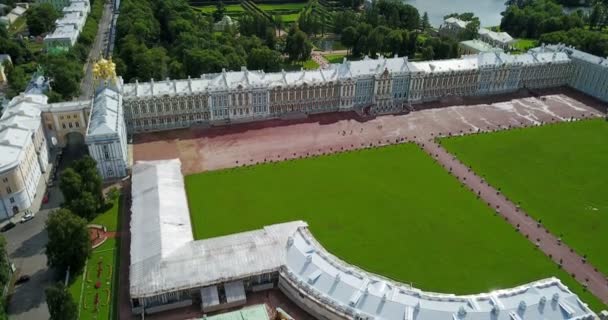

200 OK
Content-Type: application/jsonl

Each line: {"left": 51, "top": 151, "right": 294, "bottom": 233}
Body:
{"left": 0, "top": 0, "right": 105, "bottom": 102}
{"left": 43, "top": 155, "right": 117, "bottom": 320}
{"left": 501, "top": 0, "right": 608, "bottom": 56}
{"left": 333, "top": 0, "right": 460, "bottom": 61}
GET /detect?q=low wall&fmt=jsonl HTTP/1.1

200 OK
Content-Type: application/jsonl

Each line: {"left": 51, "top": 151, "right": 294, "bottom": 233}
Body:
{"left": 145, "top": 299, "right": 193, "bottom": 314}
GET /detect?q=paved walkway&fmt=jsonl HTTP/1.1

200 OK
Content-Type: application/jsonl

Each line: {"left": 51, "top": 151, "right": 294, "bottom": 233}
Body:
{"left": 418, "top": 135, "right": 608, "bottom": 305}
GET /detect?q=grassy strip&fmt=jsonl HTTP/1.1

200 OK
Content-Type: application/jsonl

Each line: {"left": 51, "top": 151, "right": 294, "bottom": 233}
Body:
{"left": 185, "top": 143, "right": 605, "bottom": 311}
{"left": 69, "top": 196, "right": 121, "bottom": 319}
{"left": 257, "top": 3, "right": 308, "bottom": 11}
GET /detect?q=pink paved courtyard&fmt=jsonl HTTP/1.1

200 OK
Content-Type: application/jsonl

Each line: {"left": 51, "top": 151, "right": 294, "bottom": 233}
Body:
{"left": 133, "top": 89, "right": 604, "bottom": 174}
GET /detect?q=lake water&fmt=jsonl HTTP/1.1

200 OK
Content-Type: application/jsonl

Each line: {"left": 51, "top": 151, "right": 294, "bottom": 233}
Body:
{"left": 405, "top": 0, "right": 507, "bottom": 27}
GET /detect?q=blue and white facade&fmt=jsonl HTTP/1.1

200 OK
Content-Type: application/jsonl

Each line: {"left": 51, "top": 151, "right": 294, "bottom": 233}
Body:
{"left": 532, "top": 44, "right": 608, "bottom": 103}
{"left": 85, "top": 82, "right": 129, "bottom": 180}
{"left": 121, "top": 45, "right": 607, "bottom": 134}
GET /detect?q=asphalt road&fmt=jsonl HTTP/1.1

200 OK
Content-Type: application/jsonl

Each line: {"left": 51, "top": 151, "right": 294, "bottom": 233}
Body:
{"left": 79, "top": 1, "right": 114, "bottom": 100}
{"left": 5, "top": 171, "right": 64, "bottom": 320}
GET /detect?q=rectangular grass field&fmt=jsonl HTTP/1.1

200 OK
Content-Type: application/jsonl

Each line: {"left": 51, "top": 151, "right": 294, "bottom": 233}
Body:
{"left": 440, "top": 119, "right": 608, "bottom": 278}
{"left": 185, "top": 143, "right": 605, "bottom": 311}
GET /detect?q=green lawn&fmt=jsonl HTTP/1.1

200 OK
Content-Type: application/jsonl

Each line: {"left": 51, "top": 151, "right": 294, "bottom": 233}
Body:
{"left": 185, "top": 143, "right": 605, "bottom": 311}
{"left": 302, "top": 59, "right": 319, "bottom": 70}
{"left": 323, "top": 53, "right": 347, "bottom": 64}
{"left": 69, "top": 196, "right": 121, "bottom": 319}
{"left": 8, "top": 16, "right": 26, "bottom": 35}
{"left": 440, "top": 119, "right": 608, "bottom": 280}
{"left": 257, "top": 3, "right": 308, "bottom": 11}
{"left": 69, "top": 239, "right": 119, "bottom": 320}
{"left": 193, "top": 4, "right": 244, "bottom": 13}
{"left": 513, "top": 38, "right": 538, "bottom": 52}
{"left": 280, "top": 13, "right": 301, "bottom": 23}
{"left": 91, "top": 198, "right": 120, "bottom": 232}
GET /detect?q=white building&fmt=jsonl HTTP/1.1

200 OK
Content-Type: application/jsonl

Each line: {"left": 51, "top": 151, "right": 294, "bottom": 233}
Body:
{"left": 85, "top": 84, "right": 128, "bottom": 180}
{"left": 121, "top": 48, "right": 591, "bottom": 134}
{"left": 0, "top": 93, "right": 49, "bottom": 219}
{"left": 440, "top": 18, "right": 515, "bottom": 50}
{"left": 44, "top": 24, "right": 79, "bottom": 51}
{"left": 44, "top": 0, "right": 89, "bottom": 52}
{"left": 128, "top": 159, "right": 597, "bottom": 319}
{"left": 459, "top": 40, "right": 504, "bottom": 55}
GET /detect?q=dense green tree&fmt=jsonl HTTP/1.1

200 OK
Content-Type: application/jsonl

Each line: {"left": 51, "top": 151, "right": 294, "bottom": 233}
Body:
{"left": 340, "top": 26, "right": 358, "bottom": 52}
{"left": 45, "top": 209, "right": 91, "bottom": 274}
{"left": 26, "top": 4, "right": 60, "bottom": 36}
{"left": 59, "top": 168, "right": 82, "bottom": 204}
{"left": 247, "top": 46, "right": 282, "bottom": 72}
{"left": 273, "top": 14, "right": 284, "bottom": 35}
{"left": 0, "top": 237, "right": 10, "bottom": 290}
{"left": 213, "top": 1, "right": 226, "bottom": 22}
{"left": 68, "top": 191, "right": 98, "bottom": 220}
{"left": 45, "top": 283, "right": 77, "bottom": 320}
{"left": 500, "top": 0, "right": 584, "bottom": 38}
{"left": 6, "top": 65, "right": 28, "bottom": 96}
{"left": 284, "top": 27, "right": 312, "bottom": 63}
{"left": 421, "top": 12, "right": 431, "bottom": 31}
{"left": 421, "top": 45, "right": 434, "bottom": 60}
{"left": 539, "top": 28, "right": 608, "bottom": 57}
{"left": 184, "top": 48, "right": 227, "bottom": 74}
{"left": 41, "top": 54, "right": 82, "bottom": 100}
{"left": 72, "top": 156, "right": 104, "bottom": 207}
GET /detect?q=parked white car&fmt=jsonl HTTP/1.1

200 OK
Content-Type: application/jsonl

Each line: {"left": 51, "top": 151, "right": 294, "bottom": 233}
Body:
{"left": 20, "top": 211, "right": 35, "bottom": 223}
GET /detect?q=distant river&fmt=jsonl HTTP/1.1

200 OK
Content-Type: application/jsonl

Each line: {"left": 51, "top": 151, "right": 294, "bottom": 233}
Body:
{"left": 405, "top": 0, "right": 507, "bottom": 27}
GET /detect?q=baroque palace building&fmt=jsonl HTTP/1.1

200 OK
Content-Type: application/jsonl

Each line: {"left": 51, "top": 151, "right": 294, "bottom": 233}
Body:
{"left": 0, "top": 46, "right": 607, "bottom": 219}
{"left": 120, "top": 44, "right": 607, "bottom": 134}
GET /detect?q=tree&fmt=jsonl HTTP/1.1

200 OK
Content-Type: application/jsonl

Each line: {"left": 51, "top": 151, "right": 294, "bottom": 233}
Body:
{"left": 45, "top": 209, "right": 91, "bottom": 274}
{"left": 0, "top": 237, "right": 10, "bottom": 290}
{"left": 59, "top": 168, "right": 82, "bottom": 205}
{"left": 72, "top": 156, "right": 104, "bottom": 208}
{"left": 421, "top": 12, "right": 431, "bottom": 31}
{"left": 45, "top": 283, "right": 77, "bottom": 320}
{"left": 41, "top": 54, "right": 83, "bottom": 100}
{"left": 68, "top": 191, "right": 98, "bottom": 220}
{"left": 26, "top": 3, "right": 60, "bottom": 36}
{"left": 341, "top": 26, "right": 358, "bottom": 53}
{"left": 6, "top": 65, "right": 28, "bottom": 96}
{"left": 273, "top": 14, "right": 284, "bottom": 35}
{"left": 247, "top": 47, "right": 282, "bottom": 72}
{"left": 284, "top": 27, "right": 312, "bottom": 63}
{"left": 421, "top": 45, "right": 434, "bottom": 60}
{"left": 213, "top": 1, "right": 226, "bottom": 22}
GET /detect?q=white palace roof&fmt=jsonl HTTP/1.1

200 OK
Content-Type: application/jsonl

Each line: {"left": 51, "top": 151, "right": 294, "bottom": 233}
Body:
{"left": 129, "top": 159, "right": 306, "bottom": 298}
{"left": 0, "top": 93, "right": 45, "bottom": 172}
{"left": 121, "top": 49, "right": 580, "bottom": 100}
{"left": 129, "top": 160, "right": 596, "bottom": 320}
{"left": 87, "top": 87, "right": 122, "bottom": 137}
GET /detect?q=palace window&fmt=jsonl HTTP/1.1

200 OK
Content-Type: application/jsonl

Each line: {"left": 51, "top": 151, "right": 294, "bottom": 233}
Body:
{"left": 103, "top": 145, "right": 110, "bottom": 160}
{"left": 69, "top": 122, "right": 73, "bottom": 128}
{"left": 62, "top": 123, "right": 66, "bottom": 129}
{"left": 6, "top": 187, "right": 12, "bottom": 194}
{"left": 75, "top": 122, "right": 80, "bottom": 128}
{"left": 9, "top": 197, "right": 14, "bottom": 203}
